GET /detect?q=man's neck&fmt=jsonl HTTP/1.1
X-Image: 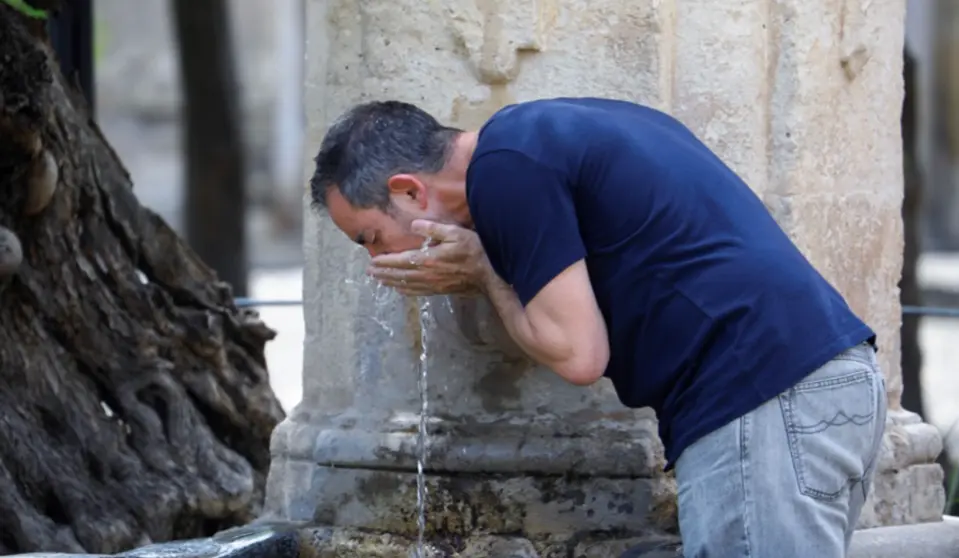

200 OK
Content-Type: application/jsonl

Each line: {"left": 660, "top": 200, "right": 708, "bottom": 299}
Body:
{"left": 434, "top": 131, "right": 479, "bottom": 228}
{"left": 448, "top": 131, "right": 478, "bottom": 176}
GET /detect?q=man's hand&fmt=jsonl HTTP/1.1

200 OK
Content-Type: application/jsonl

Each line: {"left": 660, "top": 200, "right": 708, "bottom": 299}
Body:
{"left": 367, "top": 220, "right": 490, "bottom": 296}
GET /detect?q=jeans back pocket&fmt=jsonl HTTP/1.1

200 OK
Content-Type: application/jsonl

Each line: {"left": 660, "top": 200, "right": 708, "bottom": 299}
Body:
{"left": 779, "top": 364, "right": 879, "bottom": 501}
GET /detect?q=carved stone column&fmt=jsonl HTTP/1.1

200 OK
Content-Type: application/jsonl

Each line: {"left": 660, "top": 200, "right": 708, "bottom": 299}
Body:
{"left": 264, "top": 0, "right": 944, "bottom": 554}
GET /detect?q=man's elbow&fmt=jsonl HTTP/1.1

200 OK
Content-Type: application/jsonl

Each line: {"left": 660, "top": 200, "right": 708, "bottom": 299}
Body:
{"left": 555, "top": 345, "right": 610, "bottom": 386}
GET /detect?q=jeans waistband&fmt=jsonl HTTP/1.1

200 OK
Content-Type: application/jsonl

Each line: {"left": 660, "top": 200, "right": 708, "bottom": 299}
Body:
{"left": 833, "top": 341, "right": 878, "bottom": 367}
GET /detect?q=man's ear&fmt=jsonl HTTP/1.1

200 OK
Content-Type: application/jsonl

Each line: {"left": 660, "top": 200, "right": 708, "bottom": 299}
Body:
{"left": 387, "top": 174, "right": 428, "bottom": 209}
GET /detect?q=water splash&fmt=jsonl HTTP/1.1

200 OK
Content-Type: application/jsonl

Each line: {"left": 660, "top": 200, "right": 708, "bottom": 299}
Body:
{"left": 344, "top": 276, "right": 396, "bottom": 337}
{"left": 415, "top": 237, "right": 432, "bottom": 558}
{"left": 371, "top": 281, "right": 396, "bottom": 337}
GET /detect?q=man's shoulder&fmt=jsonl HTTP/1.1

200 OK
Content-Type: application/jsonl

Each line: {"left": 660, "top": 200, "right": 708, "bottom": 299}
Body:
{"left": 479, "top": 97, "right": 621, "bottom": 135}
{"left": 475, "top": 97, "right": 680, "bottom": 159}
{"left": 474, "top": 100, "right": 558, "bottom": 153}
{"left": 472, "top": 98, "right": 605, "bottom": 167}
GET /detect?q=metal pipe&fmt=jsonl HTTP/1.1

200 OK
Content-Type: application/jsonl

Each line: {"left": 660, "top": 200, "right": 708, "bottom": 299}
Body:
{"left": 234, "top": 298, "right": 959, "bottom": 319}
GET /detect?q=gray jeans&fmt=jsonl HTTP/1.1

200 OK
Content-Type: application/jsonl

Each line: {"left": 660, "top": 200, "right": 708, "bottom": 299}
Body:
{"left": 675, "top": 342, "right": 887, "bottom": 558}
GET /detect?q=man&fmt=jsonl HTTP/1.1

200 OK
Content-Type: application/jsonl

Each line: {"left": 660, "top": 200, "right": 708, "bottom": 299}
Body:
{"left": 309, "top": 98, "right": 887, "bottom": 557}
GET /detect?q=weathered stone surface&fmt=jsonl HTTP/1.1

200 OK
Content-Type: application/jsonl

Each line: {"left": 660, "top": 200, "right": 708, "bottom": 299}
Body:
{"left": 858, "top": 409, "right": 947, "bottom": 527}
{"left": 456, "top": 536, "right": 540, "bottom": 558}
{"left": 6, "top": 518, "right": 958, "bottom": 558}
{"left": 271, "top": 467, "right": 674, "bottom": 537}
{"left": 849, "top": 516, "right": 959, "bottom": 558}
{"left": 584, "top": 537, "right": 681, "bottom": 558}
{"left": 271, "top": 409, "right": 662, "bottom": 477}
{"left": 8, "top": 524, "right": 301, "bottom": 558}
{"left": 269, "top": 0, "right": 940, "bottom": 543}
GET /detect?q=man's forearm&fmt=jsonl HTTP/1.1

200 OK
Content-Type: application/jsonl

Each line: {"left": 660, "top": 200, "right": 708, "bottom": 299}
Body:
{"left": 480, "top": 267, "right": 573, "bottom": 368}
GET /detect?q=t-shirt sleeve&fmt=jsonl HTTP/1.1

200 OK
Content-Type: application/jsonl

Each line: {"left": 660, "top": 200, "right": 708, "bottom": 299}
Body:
{"left": 466, "top": 149, "right": 587, "bottom": 307}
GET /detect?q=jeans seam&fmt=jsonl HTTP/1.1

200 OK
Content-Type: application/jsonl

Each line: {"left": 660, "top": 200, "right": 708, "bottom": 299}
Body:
{"left": 779, "top": 393, "right": 807, "bottom": 495}
{"left": 740, "top": 413, "right": 753, "bottom": 557}
{"left": 861, "top": 374, "right": 886, "bottom": 479}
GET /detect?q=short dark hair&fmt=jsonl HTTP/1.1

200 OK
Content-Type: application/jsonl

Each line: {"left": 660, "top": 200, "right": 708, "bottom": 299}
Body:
{"left": 309, "top": 101, "right": 462, "bottom": 211}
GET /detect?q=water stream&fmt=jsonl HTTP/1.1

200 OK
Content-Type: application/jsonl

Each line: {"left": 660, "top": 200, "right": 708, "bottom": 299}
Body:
{"left": 357, "top": 238, "right": 435, "bottom": 558}
{"left": 415, "top": 237, "right": 433, "bottom": 558}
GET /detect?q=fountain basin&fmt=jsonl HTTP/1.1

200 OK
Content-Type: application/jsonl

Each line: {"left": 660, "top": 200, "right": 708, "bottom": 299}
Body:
{"left": 9, "top": 518, "right": 959, "bottom": 558}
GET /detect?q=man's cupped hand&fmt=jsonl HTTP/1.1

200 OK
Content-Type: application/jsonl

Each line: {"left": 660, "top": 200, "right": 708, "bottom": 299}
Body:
{"left": 367, "top": 220, "right": 490, "bottom": 296}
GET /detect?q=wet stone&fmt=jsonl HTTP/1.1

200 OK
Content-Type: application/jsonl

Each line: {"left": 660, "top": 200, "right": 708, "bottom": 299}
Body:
{"left": 10, "top": 524, "right": 300, "bottom": 558}
{"left": 6, "top": 524, "right": 683, "bottom": 558}
{"left": 456, "top": 536, "right": 539, "bottom": 557}
{"left": 611, "top": 539, "right": 683, "bottom": 558}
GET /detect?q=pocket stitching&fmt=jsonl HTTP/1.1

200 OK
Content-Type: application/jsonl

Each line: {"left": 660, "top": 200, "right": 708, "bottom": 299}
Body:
{"left": 780, "top": 372, "right": 876, "bottom": 501}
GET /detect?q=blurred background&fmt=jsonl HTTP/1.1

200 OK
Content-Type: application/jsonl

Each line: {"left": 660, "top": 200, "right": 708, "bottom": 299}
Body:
{"left": 90, "top": 0, "right": 306, "bottom": 411}
{"left": 57, "top": 0, "right": 959, "bottom": 513}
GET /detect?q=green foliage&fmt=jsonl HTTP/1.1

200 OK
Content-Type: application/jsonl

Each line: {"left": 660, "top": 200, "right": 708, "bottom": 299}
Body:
{"left": 1, "top": 0, "right": 48, "bottom": 19}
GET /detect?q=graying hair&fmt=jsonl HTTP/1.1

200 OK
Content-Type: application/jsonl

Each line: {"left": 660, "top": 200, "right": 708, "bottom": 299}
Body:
{"left": 310, "top": 101, "right": 462, "bottom": 211}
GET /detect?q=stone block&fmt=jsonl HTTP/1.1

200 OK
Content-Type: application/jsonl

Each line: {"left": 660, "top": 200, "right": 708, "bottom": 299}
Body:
{"left": 271, "top": 466, "right": 674, "bottom": 537}
{"left": 857, "top": 409, "right": 947, "bottom": 528}
{"left": 849, "top": 517, "right": 959, "bottom": 558}
{"left": 671, "top": 0, "right": 770, "bottom": 190}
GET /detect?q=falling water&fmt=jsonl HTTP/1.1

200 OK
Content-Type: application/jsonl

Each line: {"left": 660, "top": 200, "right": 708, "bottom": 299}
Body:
{"left": 414, "top": 237, "right": 433, "bottom": 558}
{"left": 354, "top": 239, "right": 434, "bottom": 557}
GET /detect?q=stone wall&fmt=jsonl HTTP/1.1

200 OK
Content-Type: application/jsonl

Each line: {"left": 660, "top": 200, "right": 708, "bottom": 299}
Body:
{"left": 265, "top": 0, "right": 944, "bottom": 554}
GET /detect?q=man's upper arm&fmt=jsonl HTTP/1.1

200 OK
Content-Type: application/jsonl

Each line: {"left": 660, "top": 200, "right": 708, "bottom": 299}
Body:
{"left": 467, "top": 150, "right": 586, "bottom": 306}
{"left": 467, "top": 149, "right": 609, "bottom": 383}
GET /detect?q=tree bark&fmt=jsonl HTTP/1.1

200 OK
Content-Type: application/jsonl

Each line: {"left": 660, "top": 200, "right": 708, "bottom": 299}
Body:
{"left": 0, "top": 6, "right": 284, "bottom": 555}
{"left": 171, "top": 0, "right": 249, "bottom": 296}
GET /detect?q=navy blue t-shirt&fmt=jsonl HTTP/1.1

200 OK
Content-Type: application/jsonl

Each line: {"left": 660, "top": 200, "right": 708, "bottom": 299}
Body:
{"left": 465, "top": 98, "right": 876, "bottom": 469}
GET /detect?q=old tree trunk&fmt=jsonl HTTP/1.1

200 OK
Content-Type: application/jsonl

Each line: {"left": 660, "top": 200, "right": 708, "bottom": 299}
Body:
{"left": 0, "top": 7, "right": 285, "bottom": 555}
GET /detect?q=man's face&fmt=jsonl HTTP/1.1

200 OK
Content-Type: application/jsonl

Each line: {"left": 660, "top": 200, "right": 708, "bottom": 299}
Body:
{"left": 325, "top": 186, "right": 429, "bottom": 257}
